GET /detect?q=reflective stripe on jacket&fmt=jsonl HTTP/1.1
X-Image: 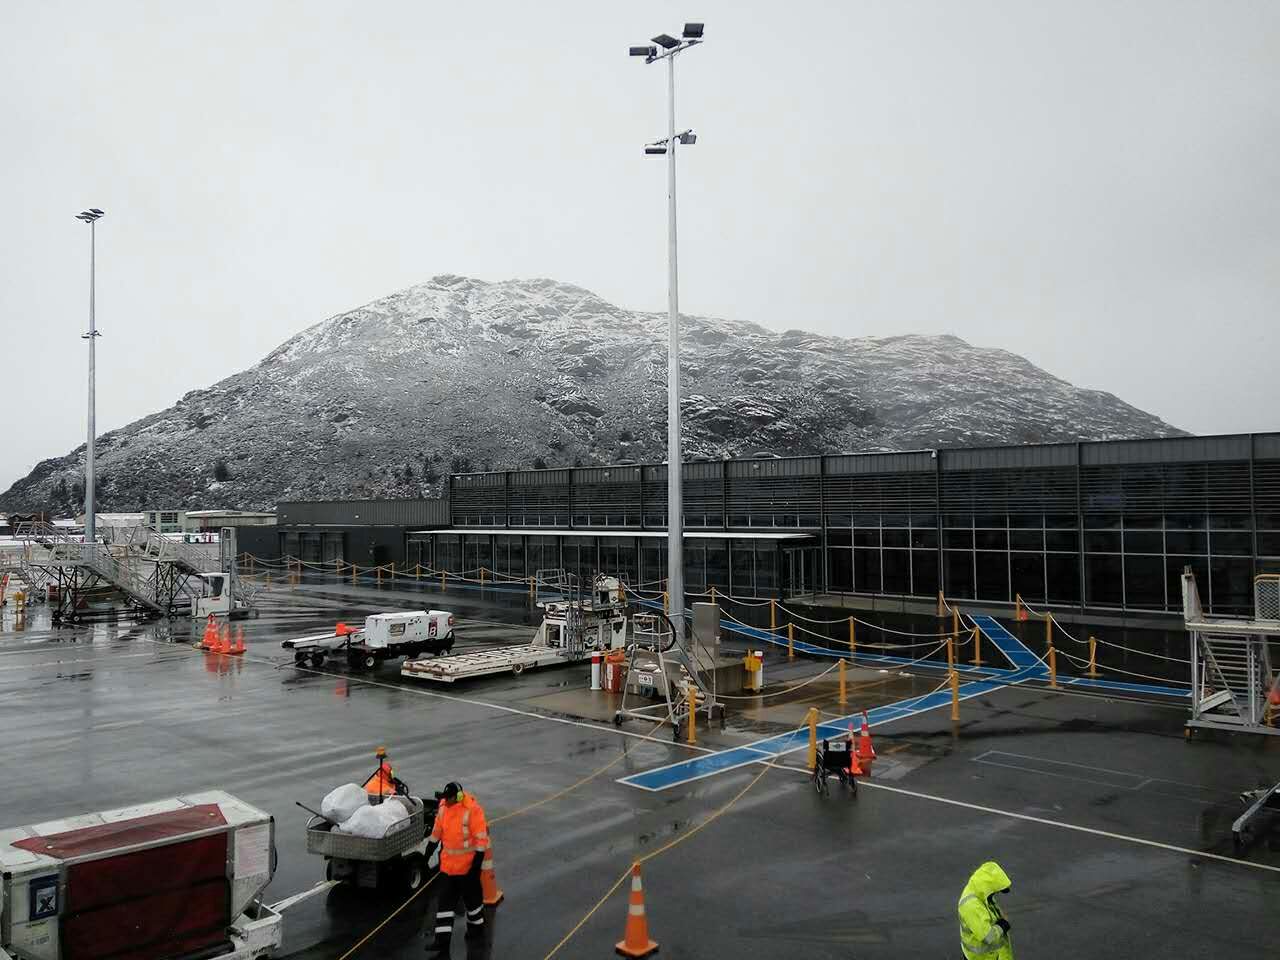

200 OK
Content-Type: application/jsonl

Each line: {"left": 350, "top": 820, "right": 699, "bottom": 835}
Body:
{"left": 429, "top": 793, "right": 490, "bottom": 875}
{"left": 958, "top": 861, "right": 1013, "bottom": 960}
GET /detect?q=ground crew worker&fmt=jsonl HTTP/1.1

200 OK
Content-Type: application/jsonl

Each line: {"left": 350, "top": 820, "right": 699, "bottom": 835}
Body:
{"left": 958, "top": 861, "right": 1014, "bottom": 959}
{"left": 425, "top": 782, "right": 489, "bottom": 959}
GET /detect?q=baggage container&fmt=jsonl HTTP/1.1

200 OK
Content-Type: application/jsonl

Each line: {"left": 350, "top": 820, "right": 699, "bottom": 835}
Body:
{"left": 0, "top": 791, "right": 279, "bottom": 960}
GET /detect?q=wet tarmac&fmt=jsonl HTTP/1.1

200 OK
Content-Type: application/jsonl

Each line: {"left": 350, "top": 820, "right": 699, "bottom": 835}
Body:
{"left": 2, "top": 584, "right": 1279, "bottom": 959}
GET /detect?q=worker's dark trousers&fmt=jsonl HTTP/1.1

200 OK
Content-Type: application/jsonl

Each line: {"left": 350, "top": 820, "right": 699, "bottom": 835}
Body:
{"left": 427, "top": 855, "right": 484, "bottom": 956}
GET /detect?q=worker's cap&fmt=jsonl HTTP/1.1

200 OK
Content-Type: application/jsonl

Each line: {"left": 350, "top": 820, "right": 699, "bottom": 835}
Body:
{"left": 435, "top": 781, "right": 463, "bottom": 801}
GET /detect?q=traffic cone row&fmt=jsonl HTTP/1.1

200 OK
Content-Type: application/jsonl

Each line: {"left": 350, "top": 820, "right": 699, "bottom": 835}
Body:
{"left": 201, "top": 621, "right": 246, "bottom": 655}
{"left": 200, "top": 614, "right": 218, "bottom": 650}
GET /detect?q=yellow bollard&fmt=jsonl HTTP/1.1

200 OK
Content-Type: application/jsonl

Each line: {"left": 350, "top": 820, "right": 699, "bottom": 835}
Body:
{"left": 1048, "top": 643, "right": 1058, "bottom": 689}
{"left": 415, "top": 563, "right": 421, "bottom": 580}
{"left": 441, "top": 570, "right": 447, "bottom": 591}
{"left": 770, "top": 598, "right": 777, "bottom": 634}
{"left": 1087, "top": 636, "right": 1100, "bottom": 677}
{"left": 266, "top": 572, "right": 272, "bottom": 587}
{"left": 480, "top": 566, "right": 486, "bottom": 585}
{"left": 848, "top": 617, "right": 856, "bottom": 657}
{"left": 787, "top": 622, "right": 795, "bottom": 660}
{"left": 947, "top": 634, "right": 955, "bottom": 671}
{"left": 952, "top": 607, "right": 960, "bottom": 649}
{"left": 377, "top": 566, "right": 383, "bottom": 587}
{"left": 950, "top": 669, "right": 960, "bottom": 721}
{"left": 686, "top": 682, "right": 698, "bottom": 745}
{"left": 1015, "top": 593, "right": 1023, "bottom": 621}
{"left": 937, "top": 590, "right": 945, "bottom": 617}
{"left": 838, "top": 658, "right": 848, "bottom": 706}
{"left": 663, "top": 591, "right": 669, "bottom": 615}
{"left": 806, "top": 707, "right": 819, "bottom": 771}
{"left": 971, "top": 624, "right": 983, "bottom": 667}
{"left": 1044, "top": 612, "right": 1052, "bottom": 650}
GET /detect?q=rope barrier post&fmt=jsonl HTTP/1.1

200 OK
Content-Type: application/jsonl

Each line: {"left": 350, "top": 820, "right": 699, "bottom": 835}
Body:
{"left": 1087, "top": 635, "right": 1100, "bottom": 677}
{"left": 838, "top": 658, "right": 848, "bottom": 706}
{"left": 770, "top": 599, "right": 777, "bottom": 634}
{"left": 1015, "top": 593, "right": 1022, "bottom": 621}
{"left": 970, "top": 624, "right": 983, "bottom": 667}
{"left": 335, "top": 557, "right": 340, "bottom": 578}
{"left": 937, "top": 591, "right": 945, "bottom": 617}
{"left": 377, "top": 565, "right": 382, "bottom": 588}
{"left": 787, "top": 622, "right": 795, "bottom": 660}
{"left": 663, "top": 591, "right": 669, "bottom": 616}
{"left": 480, "top": 566, "right": 486, "bottom": 586}
{"left": 848, "top": 616, "right": 856, "bottom": 657}
{"left": 1048, "top": 642, "right": 1058, "bottom": 689}
{"left": 528, "top": 576, "right": 535, "bottom": 601}
{"left": 952, "top": 606, "right": 959, "bottom": 651}
{"left": 806, "top": 707, "right": 818, "bottom": 771}
{"left": 710, "top": 585, "right": 716, "bottom": 603}
{"left": 441, "top": 570, "right": 446, "bottom": 592}
{"left": 950, "top": 669, "right": 960, "bottom": 721}
{"left": 248, "top": 555, "right": 254, "bottom": 576}
{"left": 415, "top": 563, "right": 421, "bottom": 581}
{"left": 686, "top": 682, "right": 697, "bottom": 745}
{"left": 351, "top": 563, "right": 357, "bottom": 585}
{"left": 947, "top": 633, "right": 955, "bottom": 671}
{"left": 1044, "top": 612, "right": 1052, "bottom": 651}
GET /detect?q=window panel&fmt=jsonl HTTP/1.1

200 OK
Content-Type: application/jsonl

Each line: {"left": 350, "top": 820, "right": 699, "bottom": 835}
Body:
{"left": 731, "top": 540, "right": 755, "bottom": 595}
{"left": 853, "top": 549, "right": 881, "bottom": 593}
{"left": 910, "top": 528, "right": 939, "bottom": 549}
{"left": 1123, "top": 555, "right": 1165, "bottom": 609}
{"left": 1258, "top": 533, "right": 1280, "bottom": 557}
{"left": 1046, "top": 554, "right": 1080, "bottom": 603}
{"left": 1165, "top": 531, "right": 1207, "bottom": 555}
{"left": 1123, "top": 531, "right": 1163, "bottom": 554}
{"left": 1210, "top": 556, "right": 1254, "bottom": 614}
{"left": 1010, "top": 530, "right": 1044, "bottom": 552}
{"left": 1045, "top": 530, "right": 1079, "bottom": 552}
{"left": 1085, "top": 531, "right": 1121, "bottom": 553}
{"left": 1011, "top": 552, "right": 1045, "bottom": 603}
{"left": 882, "top": 528, "right": 910, "bottom": 548}
{"left": 944, "top": 550, "right": 974, "bottom": 599}
{"left": 827, "top": 548, "right": 852, "bottom": 592}
{"left": 826, "top": 528, "right": 852, "bottom": 547}
{"left": 853, "top": 528, "right": 881, "bottom": 548}
{"left": 1085, "top": 554, "right": 1124, "bottom": 607}
{"left": 912, "top": 550, "right": 940, "bottom": 598}
{"left": 975, "top": 529, "right": 1008, "bottom": 551}
{"left": 1210, "top": 531, "right": 1252, "bottom": 557}
{"left": 882, "top": 550, "right": 911, "bottom": 594}
{"left": 975, "top": 551, "right": 1010, "bottom": 602}
{"left": 944, "top": 529, "right": 974, "bottom": 549}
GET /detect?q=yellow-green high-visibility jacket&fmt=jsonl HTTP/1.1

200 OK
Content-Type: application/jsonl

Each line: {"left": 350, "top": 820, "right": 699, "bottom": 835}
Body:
{"left": 958, "top": 861, "right": 1013, "bottom": 960}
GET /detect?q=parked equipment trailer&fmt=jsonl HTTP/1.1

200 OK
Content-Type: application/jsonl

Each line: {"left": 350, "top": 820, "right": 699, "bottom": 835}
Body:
{"left": 284, "top": 611, "right": 455, "bottom": 669}
{"left": 0, "top": 791, "right": 280, "bottom": 960}
{"left": 402, "top": 574, "right": 627, "bottom": 683}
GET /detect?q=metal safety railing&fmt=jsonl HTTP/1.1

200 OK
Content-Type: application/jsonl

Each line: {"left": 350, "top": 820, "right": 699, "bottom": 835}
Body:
{"left": 1257, "top": 575, "right": 1280, "bottom": 622}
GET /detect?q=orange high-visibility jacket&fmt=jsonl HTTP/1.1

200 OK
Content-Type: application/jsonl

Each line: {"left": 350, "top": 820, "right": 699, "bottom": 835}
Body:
{"left": 429, "top": 794, "right": 490, "bottom": 876}
{"left": 363, "top": 761, "right": 397, "bottom": 797}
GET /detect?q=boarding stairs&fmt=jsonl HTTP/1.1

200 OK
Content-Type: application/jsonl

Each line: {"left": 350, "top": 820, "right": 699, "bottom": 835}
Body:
{"left": 1183, "top": 571, "right": 1280, "bottom": 737}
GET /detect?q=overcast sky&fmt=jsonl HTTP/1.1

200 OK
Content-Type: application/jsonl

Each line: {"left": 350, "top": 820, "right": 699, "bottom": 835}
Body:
{"left": 2, "top": 0, "right": 1277, "bottom": 493}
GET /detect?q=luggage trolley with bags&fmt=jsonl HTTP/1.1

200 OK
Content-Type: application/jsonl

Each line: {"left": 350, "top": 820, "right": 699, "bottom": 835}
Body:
{"left": 300, "top": 748, "right": 438, "bottom": 892}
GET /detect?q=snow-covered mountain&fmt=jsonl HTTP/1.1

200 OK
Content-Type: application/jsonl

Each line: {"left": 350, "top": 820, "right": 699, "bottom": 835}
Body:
{"left": 1, "top": 275, "right": 1183, "bottom": 512}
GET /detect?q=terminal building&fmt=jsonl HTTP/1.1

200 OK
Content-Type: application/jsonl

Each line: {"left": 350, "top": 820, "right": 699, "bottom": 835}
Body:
{"left": 269, "top": 433, "right": 1280, "bottom": 617}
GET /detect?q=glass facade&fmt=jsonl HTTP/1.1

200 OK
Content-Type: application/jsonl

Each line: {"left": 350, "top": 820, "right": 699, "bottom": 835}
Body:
{"left": 438, "top": 436, "right": 1280, "bottom": 614}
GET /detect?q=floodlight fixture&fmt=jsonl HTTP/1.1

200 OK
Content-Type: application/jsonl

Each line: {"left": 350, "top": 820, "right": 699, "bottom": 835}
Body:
{"left": 682, "top": 23, "right": 704, "bottom": 39}
{"left": 651, "top": 33, "right": 680, "bottom": 49}
{"left": 644, "top": 145, "right": 668, "bottom": 155}
{"left": 677, "top": 130, "right": 696, "bottom": 145}
{"left": 629, "top": 45, "right": 653, "bottom": 57}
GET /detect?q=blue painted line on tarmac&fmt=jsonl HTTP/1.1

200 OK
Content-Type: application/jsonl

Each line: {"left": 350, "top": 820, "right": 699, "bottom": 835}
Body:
{"left": 970, "top": 615, "right": 1042, "bottom": 671}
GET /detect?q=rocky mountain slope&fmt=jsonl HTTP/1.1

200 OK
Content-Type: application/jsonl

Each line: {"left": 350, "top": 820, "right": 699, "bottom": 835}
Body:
{"left": 1, "top": 275, "right": 1183, "bottom": 513}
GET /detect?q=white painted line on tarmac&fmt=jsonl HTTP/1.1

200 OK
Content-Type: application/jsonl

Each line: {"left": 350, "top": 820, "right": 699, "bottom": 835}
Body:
{"left": 0, "top": 651, "right": 161, "bottom": 672}
{"left": 859, "top": 779, "right": 1280, "bottom": 876}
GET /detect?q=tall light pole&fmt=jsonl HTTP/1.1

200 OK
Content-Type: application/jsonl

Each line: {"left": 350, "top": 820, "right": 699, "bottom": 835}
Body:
{"left": 631, "top": 22, "right": 703, "bottom": 640}
{"left": 75, "top": 208, "right": 105, "bottom": 550}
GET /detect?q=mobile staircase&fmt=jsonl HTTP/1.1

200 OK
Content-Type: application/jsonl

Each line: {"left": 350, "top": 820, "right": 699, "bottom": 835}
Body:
{"left": 1183, "top": 570, "right": 1280, "bottom": 738}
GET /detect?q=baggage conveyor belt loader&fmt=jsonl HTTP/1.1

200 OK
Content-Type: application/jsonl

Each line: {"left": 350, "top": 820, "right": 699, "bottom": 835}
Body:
{"left": 402, "top": 574, "right": 628, "bottom": 682}
{"left": 0, "top": 791, "right": 281, "bottom": 960}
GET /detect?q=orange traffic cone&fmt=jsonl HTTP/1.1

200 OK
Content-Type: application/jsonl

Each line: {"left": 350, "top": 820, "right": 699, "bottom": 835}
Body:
{"left": 218, "top": 624, "right": 231, "bottom": 654}
{"left": 480, "top": 848, "right": 504, "bottom": 906}
{"left": 229, "top": 626, "right": 246, "bottom": 656}
{"left": 856, "top": 711, "right": 876, "bottom": 768}
{"left": 615, "top": 863, "right": 658, "bottom": 958}
{"left": 201, "top": 614, "right": 217, "bottom": 649}
{"left": 846, "top": 723, "right": 864, "bottom": 777}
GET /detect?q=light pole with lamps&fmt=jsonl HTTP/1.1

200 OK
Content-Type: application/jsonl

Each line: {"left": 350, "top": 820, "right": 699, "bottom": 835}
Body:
{"left": 630, "top": 22, "right": 703, "bottom": 640}
{"left": 75, "top": 207, "right": 105, "bottom": 551}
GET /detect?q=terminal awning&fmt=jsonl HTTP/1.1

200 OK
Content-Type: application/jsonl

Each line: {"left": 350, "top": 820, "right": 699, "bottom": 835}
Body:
{"left": 407, "top": 528, "right": 816, "bottom": 540}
